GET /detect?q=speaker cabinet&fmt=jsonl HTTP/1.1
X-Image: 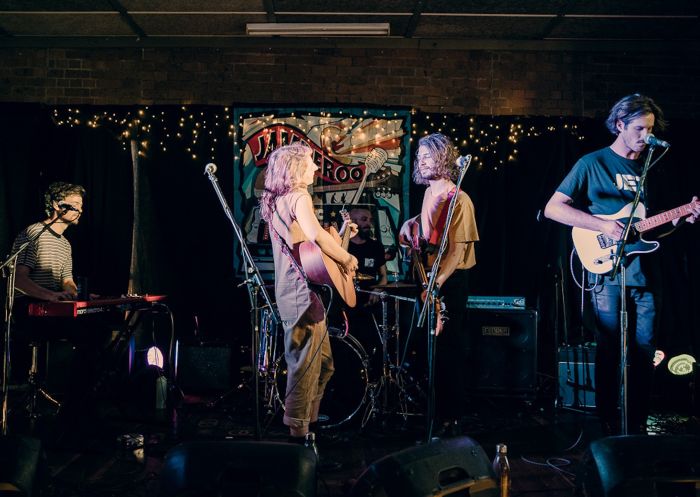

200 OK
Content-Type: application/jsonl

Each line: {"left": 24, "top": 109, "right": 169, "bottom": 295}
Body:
{"left": 466, "top": 308, "right": 538, "bottom": 397}
{"left": 349, "top": 436, "right": 498, "bottom": 497}
{"left": 175, "top": 343, "right": 233, "bottom": 392}
{"left": 0, "top": 435, "right": 44, "bottom": 497}
{"left": 159, "top": 441, "right": 317, "bottom": 497}
{"left": 558, "top": 345, "right": 596, "bottom": 408}
{"left": 578, "top": 435, "right": 700, "bottom": 497}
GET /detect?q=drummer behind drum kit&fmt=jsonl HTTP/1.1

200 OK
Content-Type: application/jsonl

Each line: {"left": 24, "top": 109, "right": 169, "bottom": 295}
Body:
{"left": 256, "top": 280, "right": 421, "bottom": 429}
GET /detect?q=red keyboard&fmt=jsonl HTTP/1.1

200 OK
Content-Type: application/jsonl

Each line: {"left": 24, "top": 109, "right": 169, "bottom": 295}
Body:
{"left": 28, "top": 295, "right": 167, "bottom": 318}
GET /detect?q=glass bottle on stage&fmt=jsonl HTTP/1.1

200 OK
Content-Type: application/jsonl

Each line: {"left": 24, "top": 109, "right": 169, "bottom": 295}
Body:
{"left": 492, "top": 443, "right": 510, "bottom": 497}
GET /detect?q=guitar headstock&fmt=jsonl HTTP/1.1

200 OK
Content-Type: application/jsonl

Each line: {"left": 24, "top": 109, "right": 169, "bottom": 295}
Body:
{"left": 455, "top": 155, "right": 472, "bottom": 170}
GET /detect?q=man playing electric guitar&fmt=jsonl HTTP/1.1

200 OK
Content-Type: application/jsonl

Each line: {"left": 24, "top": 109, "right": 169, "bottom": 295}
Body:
{"left": 399, "top": 133, "right": 479, "bottom": 435}
{"left": 544, "top": 94, "right": 700, "bottom": 436}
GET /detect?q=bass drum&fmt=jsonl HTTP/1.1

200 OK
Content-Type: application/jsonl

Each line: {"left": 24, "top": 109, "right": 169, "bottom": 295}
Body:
{"left": 274, "top": 331, "right": 369, "bottom": 429}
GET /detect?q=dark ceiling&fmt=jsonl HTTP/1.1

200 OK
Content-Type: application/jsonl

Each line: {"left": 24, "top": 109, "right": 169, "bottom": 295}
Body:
{"left": 1, "top": 0, "right": 698, "bottom": 50}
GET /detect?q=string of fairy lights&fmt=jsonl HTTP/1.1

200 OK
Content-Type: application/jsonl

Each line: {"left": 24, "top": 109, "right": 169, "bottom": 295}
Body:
{"left": 52, "top": 106, "right": 236, "bottom": 162}
{"left": 52, "top": 106, "right": 585, "bottom": 168}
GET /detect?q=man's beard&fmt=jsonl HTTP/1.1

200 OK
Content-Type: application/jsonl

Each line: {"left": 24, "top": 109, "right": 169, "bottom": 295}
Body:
{"left": 420, "top": 168, "right": 438, "bottom": 180}
{"left": 357, "top": 229, "right": 371, "bottom": 240}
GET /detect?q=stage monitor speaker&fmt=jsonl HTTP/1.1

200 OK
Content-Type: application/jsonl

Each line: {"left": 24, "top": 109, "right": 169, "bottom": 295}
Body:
{"left": 558, "top": 345, "right": 596, "bottom": 408}
{"left": 0, "top": 435, "right": 43, "bottom": 497}
{"left": 466, "top": 308, "right": 538, "bottom": 397}
{"left": 578, "top": 435, "right": 700, "bottom": 497}
{"left": 349, "top": 436, "right": 498, "bottom": 497}
{"left": 175, "top": 343, "right": 233, "bottom": 392}
{"left": 159, "top": 440, "right": 317, "bottom": 497}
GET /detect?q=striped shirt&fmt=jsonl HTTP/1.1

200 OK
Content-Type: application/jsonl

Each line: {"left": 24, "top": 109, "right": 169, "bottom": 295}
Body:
{"left": 11, "top": 222, "right": 73, "bottom": 293}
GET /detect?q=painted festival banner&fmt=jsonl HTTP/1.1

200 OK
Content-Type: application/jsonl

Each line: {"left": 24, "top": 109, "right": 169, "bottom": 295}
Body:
{"left": 233, "top": 107, "right": 411, "bottom": 279}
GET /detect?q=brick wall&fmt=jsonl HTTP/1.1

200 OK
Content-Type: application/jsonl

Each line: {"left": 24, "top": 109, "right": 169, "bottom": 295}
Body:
{"left": 1, "top": 46, "right": 699, "bottom": 118}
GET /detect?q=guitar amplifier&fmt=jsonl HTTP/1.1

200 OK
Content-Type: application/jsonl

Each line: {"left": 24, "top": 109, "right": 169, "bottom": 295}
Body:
{"left": 466, "top": 308, "right": 538, "bottom": 397}
{"left": 176, "top": 343, "right": 234, "bottom": 392}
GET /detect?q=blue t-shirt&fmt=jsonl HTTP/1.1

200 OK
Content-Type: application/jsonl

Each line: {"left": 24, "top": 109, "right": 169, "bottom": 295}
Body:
{"left": 557, "top": 147, "right": 648, "bottom": 286}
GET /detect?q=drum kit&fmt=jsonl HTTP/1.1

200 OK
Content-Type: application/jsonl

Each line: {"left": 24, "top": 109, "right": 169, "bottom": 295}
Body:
{"left": 256, "top": 278, "right": 424, "bottom": 429}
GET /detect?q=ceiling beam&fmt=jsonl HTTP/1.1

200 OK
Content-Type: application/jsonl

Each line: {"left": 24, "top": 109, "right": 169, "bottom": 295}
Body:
{"left": 1, "top": 36, "right": 697, "bottom": 52}
{"left": 263, "top": 0, "right": 277, "bottom": 23}
{"left": 404, "top": 0, "right": 425, "bottom": 38}
{"left": 106, "top": 0, "right": 147, "bottom": 39}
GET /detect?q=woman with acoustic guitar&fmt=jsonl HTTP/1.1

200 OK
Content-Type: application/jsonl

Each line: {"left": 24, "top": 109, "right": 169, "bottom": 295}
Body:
{"left": 260, "top": 143, "right": 358, "bottom": 443}
{"left": 399, "top": 133, "right": 479, "bottom": 436}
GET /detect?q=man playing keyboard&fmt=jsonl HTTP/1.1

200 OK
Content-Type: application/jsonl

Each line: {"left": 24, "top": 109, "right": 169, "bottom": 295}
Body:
{"left": 9, "top": 182, "right": 99, "bottom": 435}
{"left": 11, "top": 181, "right": 85, "bottom": 302}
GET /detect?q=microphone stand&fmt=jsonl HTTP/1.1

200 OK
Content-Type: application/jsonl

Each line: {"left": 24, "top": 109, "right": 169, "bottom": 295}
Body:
{"left": 1, "top": 215, "right": 67, "bottom": 435}
{"left": 417, "top": 155, "right": 471, "bottom": 442}
{"left": 204, "top": 164, "right": 279, "bottom": 440}
{"left": 608, "top": 144, "right": 654, "bottom": 436}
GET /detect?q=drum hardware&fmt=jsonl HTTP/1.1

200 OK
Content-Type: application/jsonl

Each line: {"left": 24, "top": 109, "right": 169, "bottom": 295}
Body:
{"left": 357, "top": 288, "right": 421, "bottom": 427}
{"left": 254, "top": 286, "right": 423, "bottom": 430}
{"left": 272, "top": 331, "right": 369, "bottom": 429}
{"left": 254, "top": 305, "right": 369, "bottom": 429}
{"left": 221, "top": 305, "right": 277, "bottom": 414}
{"left": 370, "top": 282, "right": 416, "bottom": 289}
{"left": 258, "top": 307, "right": 281, "bottom": 413}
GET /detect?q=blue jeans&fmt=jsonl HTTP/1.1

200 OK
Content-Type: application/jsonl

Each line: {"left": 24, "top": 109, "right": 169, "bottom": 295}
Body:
{"left": 590, "top": 284, "right": 657, "bottom": 428}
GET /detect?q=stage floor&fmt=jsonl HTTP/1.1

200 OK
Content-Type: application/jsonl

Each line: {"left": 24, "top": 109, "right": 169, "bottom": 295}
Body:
{"left": 7, "top": 386, "right": 699, "bottom": 497}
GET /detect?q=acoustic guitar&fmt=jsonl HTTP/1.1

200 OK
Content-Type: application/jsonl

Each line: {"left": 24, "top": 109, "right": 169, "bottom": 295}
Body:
{"left": 299, "top": 209, "right": 357, "bottom": 308}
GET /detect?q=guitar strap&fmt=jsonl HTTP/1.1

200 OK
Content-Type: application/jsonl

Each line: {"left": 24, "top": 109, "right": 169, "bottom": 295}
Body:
{"left": 426, "top": 187, "right": 457, "bottom": 253}
{"left": 270, "top": 211, "right": 310, "bottom": 283}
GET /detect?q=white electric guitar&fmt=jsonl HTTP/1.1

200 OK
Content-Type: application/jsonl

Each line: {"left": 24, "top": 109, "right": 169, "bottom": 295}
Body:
{"left": 572, "top": 199, "right": 699, "bottom": 274}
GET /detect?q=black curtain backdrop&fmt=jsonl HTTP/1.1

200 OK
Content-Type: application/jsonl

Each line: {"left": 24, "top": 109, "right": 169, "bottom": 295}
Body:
{"left": 1, "top": 104, "right": 698, "bottom": 404}
{"left": 1, "top": 104, "right": 133, "bottom": 296}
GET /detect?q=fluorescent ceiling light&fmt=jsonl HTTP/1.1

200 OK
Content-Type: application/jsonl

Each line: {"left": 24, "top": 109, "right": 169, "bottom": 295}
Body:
{"left": 246, "top": 22, "right": 390, "bottom": 37}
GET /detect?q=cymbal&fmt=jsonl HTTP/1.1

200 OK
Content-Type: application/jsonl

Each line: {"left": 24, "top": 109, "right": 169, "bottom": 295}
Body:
{"left": 355, "top": 273, "right": 375, "bottom": 281}
{"left": 371, "top": 282, "right": 416, "bottom": 289}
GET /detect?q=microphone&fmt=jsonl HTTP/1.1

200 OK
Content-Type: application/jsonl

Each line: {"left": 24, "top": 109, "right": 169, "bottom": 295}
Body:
{"left": 58, "top": 203, "right": 79, "bottom": 212}
{"left": 644, "top": 134, "right": 670, "bottom": 148}
{"left": 204, "top": 163, "right": 217, "bottom": 175}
